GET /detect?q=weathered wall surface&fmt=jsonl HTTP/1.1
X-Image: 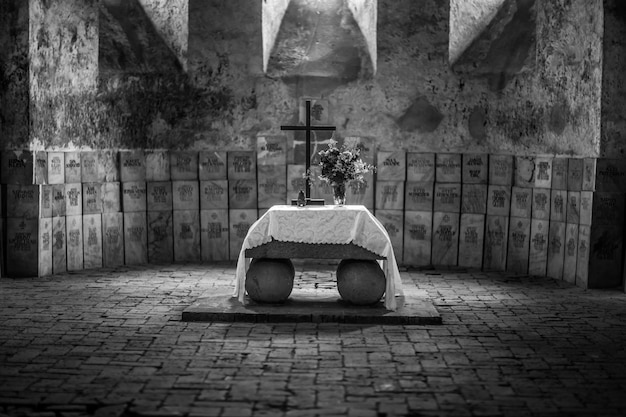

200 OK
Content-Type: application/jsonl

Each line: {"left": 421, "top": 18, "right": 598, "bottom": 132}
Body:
{"left": 0, "top": 0, "right": 30, "bottom": 149}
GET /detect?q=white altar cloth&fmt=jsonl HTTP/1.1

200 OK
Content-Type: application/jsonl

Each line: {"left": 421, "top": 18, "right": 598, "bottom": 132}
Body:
{"left": 234, "top": 205, "right": 404, "bottom": 310}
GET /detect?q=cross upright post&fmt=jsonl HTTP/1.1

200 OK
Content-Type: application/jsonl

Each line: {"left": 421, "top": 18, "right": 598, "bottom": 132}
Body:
{"left": 281, "top": 100, "right": 336, "bottom": 200}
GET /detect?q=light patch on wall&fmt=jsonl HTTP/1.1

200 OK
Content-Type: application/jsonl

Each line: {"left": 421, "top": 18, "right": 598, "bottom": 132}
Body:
{"left": 346, "top": 0, "right": 377, "bottom": 74}
{"left": 262, "top": 0, "right": 291, "bottom": 73}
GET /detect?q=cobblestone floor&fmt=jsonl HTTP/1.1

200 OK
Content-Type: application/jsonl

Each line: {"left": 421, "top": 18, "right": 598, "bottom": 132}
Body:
{"left": 1, "top": 263, "right": 626, "bottom": 417}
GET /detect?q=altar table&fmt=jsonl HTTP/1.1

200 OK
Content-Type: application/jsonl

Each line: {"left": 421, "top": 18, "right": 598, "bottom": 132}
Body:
{"left": 234, "top": 205, "right": 404, "bottom": 310}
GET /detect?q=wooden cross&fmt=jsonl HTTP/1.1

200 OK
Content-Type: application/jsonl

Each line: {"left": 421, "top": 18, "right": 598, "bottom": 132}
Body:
{"left": 281, "top": 100, "right": 336, "bottom": 199}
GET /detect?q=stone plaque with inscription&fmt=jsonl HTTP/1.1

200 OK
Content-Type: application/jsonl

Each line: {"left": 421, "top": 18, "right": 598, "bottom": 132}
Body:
{"left": 533, "top": 157, "right": 552, "bottom": 188}
{"left": 120, "top": 151, "right": 146, "bottom": 183}
{"left": 38, "top": 218, "right": 53, "bottom": 277}
{"left": 551, "top": 158, "right": 568, "bottom": 190}
{"left": 52, "top": 185, "right": 66, "bottom": 217}
{"left": 82, "top": 183, "right": 102, "bottom": 214}
{"left": 1, "top": 150, "right": 33, "bottom": 185}
{"left": 510, "top": 187, "right": 532, "bottom": 218}
{"left": 47, "top": 152, "right": 65, "bottom": 184}
{"left": 102, "top": 212, "right": 124, "bottom": 268}
{"left": 486, "top": 185, "right": 511, "bottom": 216}
{"left": 595, "top": 158, "right": 626, "bottom": 192}
{"left": 405, "top": 182, "right": 434, "bottom": 212}
{"left": 229, "top": 209, "right": 257, "bottom": 261}
{"left": 83, "top": 213, "right": 103, "bottom": 270}
{"left": 122, "top": 182, "right": 147, "bottom": 212}
{"left": 170, "top": 151, "right": 198, "bottom": 181}
{"left": 376, "top": 210, "right": 404, "bottom": 264}
{"left": 124, "top": 212, "right": 148, "bottom": 265}
{"left": 229, "top": 179, "right": 257, "bottom": 209}
{"left": 528, "top": 219, "right": 549, "bottom": 276}
{"left": 462, "top": 154, "right": 488, "bottom": 184}
{"left": 488, "top": 155, "right": 513, "bottom": 186}
{"left": 582, "top": 158, "right": 596, "bottom": 191}
{"left": 173, "top": 210, "right": 201, "bottom": 262}
{"left": 579, "top": 191, "right": 593, "bottom": 226}
{"left": 287, "top": 165, "right": 307, "bottom": 198}
{"left": 458, "top": 213, "right": 485, "bottom": 269}
{"left": 375, "top": 181, "right": 404, "bottom": 210}
{"left": 34, "top": 151, "right": 48, "bottom": 185}
{"left": 172, "top": 181, "right": 200, "bottom": 211}
{"left": 66, "top": 215, "right": 83, "bottom": 272}
{"left": 562, "top": 223, "right": 579, "bottom": 284}
{"left": 201, "top": 209, "right": 230, "bottom": 261}
{"left": 6, "top": 218, "right": 38, "bottom": 277}
{"left": 346, "top": 173, "right": 374, "bottom": 209}
{"left": 343, "top": 137, "right": 375, "bottom": 164}
{"left": 546, "top": 221, "right": 565, "bottom": 280}
{"left": 566, "top": 191, "right": 580, "bottom": 224}
{"left": 591, "top": 192, "right": 624, "bottom": 227}
{"left": 310, "top": 166, "right": 334, "bottom": 205}
{"left": 514, "top": 156, "right": 535, "bottom": 188}
{"left": 483, "top": 215, "right": 508, "bottom": 271}
{"left": 145, "top": 151, "right": 170, "bottom": 182}
{"left": 407, "top": 153, "right": 435, "bottom": 182}
{"left": 432, "top": 212, "right": 459, "bottom": 266}
{"left": 81, "top": 152, "right": 101, "bottom": 183}
{"left": 200, "top": 180, "right": 228, "bottom": 210}
{"left": 101, "top": 182, "right": 121, "bottom": 213}
{"left": 53, "top": 216, "right": 67, "bottom": 275}
{"left": 507, "top": 217, "right": 530, "bottom": 274}
{"left": 199, "top": 151, "right": 227, "bottom": 180}
{"left": 435, "top": 154, "right": 461, "bottom": 183}
{"left": 257, "top": 165, "right": 287, "bottom": 208}
{"left": 228, "top": 151, "right": 256, "bottom": 180}
{"left": 40, "top": 185, "right": 53, "bottom": 218}
{"left": 550, "top": 190, "right": 567, "bottom": 222}
{"left": 575, "top": 225, "right": 590, "bottom": 288}
{"left": 5, "top": 185, "right": 39, "bottom": 219}
{"left": 433, "top": 183, "right": 461, "bottom": 213}
{"left": 531, "top": 188, "right": 550, "bottom": 220}
{"left": 147, "top": 210, "right": 173, "bottom": 264}
{"left": 64, "top": 152, "right": 81, "bottom": 184}
{"left": 588, "top": 225, "right": 623, "bottom": 288}
{"left": 65, "top": 183, "right": 82, "bottom": 217}
{"left": 257, "top": 136, "right": 287, "bottom": 166}
{"left": 567, "top": 158, "right": 583, "bottom": 191}
{"left": 403, "top": 211, "right": 432, "bottom": 266}
{"left": 377, "top": 151, "right": 407, "bottom": 181}
{"left": 147, "top": 182, "right": 173, "bottom": 211}
{"left": 100, "top": 150, "right": 120, "bottom": 182}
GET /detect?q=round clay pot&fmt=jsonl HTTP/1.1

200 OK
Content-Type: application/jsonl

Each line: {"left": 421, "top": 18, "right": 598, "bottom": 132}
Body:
{"left": 245, "top": 258, "right": 295, "bottom": 303}
{"left": 336, "top": 259, "right": 386, "bottom": 305}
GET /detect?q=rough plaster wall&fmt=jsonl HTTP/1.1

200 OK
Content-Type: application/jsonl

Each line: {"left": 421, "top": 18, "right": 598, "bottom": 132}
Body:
{"left": 0, "top": 0, "right": 30, "bottom": 149}
{"left": 262, "top": 0, "right": 291, "bottom": 73}
{"left": 601, "top": 0, "right": 626, "bottom": 158}
{"left": 449, "top": 0, "right": 504, "bottom": 65}
{"left": 346, "top": 0, "right": 377, "bottom": 74}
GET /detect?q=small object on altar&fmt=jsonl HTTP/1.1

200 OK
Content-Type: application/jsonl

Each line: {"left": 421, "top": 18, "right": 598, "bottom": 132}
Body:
{"left": 297, "top": 190, "right": 306, "bottom": 207}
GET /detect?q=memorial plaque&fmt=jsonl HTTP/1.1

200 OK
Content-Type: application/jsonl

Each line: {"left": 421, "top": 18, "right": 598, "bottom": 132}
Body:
{"left": 229, "top": 209, "right": 257, "bottom": 261}
{"left": 6, "top": 218, "right": 38, "bottom": 277}
{"left": 433, "top": 183, "right": 461, "bottom": 213}
{"left": 435, "top": 154, "right": 461, "bottom": 183}
{"left": 566, "top": 191, "right": 580, "bottom": 224}
{"left": 34, "top": 151, "right": 48, "bottom": 185}
{"left": 147, "top": 210, "right": 173, "bottom": 264}
{"left": 486, "top": 185, "right": 511, "bottom": 216}
{"left": 145, "top": 151, "right": 170, "bottom": 182}
{"left": 531, "top": 188, "right": 550, "bottom": 220}
{"left": 229, "top": 179, "right": 257, "bottom": 209}
{"left": 551, "top": 157, "right": 569, "bottom": 190}
{"left": 342, "top": 136, "right": 375, "bottom": 164}
{"left": 64, "top": 152, "right": 81, "bottom": 184}
{"left": 403, "top": 211, "right": 432, "bottom": 266}
{"left": 528, "top": 219, "right": 549, "bottom": 276}
{"left": 533, "top": 157, "right": 552, "bottom": 189}
{"left": 147, "top": 182, "right": 173, "bottom": 211}
{"left": 173, "top": 210, "right": 201, "bottom": 262}
{"left": 81, "top": 152, "right": 101, "bottom": 183}
{"left": 101, "top": 182, "right": 121, "bottom": 213}
{"left": 514, "top": 156, "right": 535, "bottom": 188}
{"left": 83, "top": 214, "right": 103, "bottom": 270}
{"left": 588, "top": 225, "right": 623, "bottom": 288}
{"left": 170, "top": 151, "right": 198, "bottom": 180}
{"left": 123, "top": 212, "right": 148, "bottom": 265}
{"left": 375, "top": 181, "right": 404, "bottom": 210}
{"left": 47, "top": 152, "right": 65, "bottom": 184}
{"left": 575, "top": 225, "right": 590, "bottom": 288}
{"left": 550, "top": 190, "right": 567, "bottom": 222}
{"left": 461, "top": 184, "right": 487, "bottom": 214}
{"left": 82, "top": 183, "right": 102, "bottom": 214}
{"left": 579, "top": 191, "right": 593, "bottom": 226}
{"left": 52, "top": 184, "right": 66, "bottom": 217}
{"left": 257, "top": 165, "right": 287, "bottom": 208}
{"left": 507, "top": 217, "right": 530, "bottom": 274}
{"left": 562, "top": 223, "right": 579, "bottom": 284}
{"left": 591, "top": 192, "right": 624, "bottom": 227}
{"left": 66, "top": 215, "right": 83, "bottom": 271}
{"left": 199, "top": 151, "right": 227, "bottom": 180}
{"left": 462, "top": 154, "right": 488, "bottom": 184}
{"left": 201, "top": 209, "right": 229, "bottom": 261}
{"left": 38, "top": 218, "right": 53, "bottom": 277}
{"left": 310, "top": 166, "right": 334, "bottom": 205}
{"left": 1, "top": 150, "right": 33, "bottom": 185}
{"left": 100, "top": 150, "right": 120, "bottom": 182}
{"left": 458, "top": 213, "right": 485, "bottom": 269}
{"left": 595, "top": 158, "right": 626, "bottom": 192}
{"left": 52, "top": 216, "right": 67, "bottom": 275}
{"left": 5, "top": 185, "right": 39, "bottom": 219}
{"left": 483, "top": 215, "right": 508, "bottom": 271}
{"left": 488, "top": 155, "right": 513, "bottom": 186}
{"left": 377, "top": 151, "right": 407, "bottom": 181}
{"left": 376, "top": 210, "right": 404, "bottom": 263}
{"left": 102, "top": 212, "right": 124, "bottom": 267}
{"left": 510, "top": 187, "right": 532, "bottom": 218}
{"left": 200, "top": 180, "right": 228, "bottom": 210}
{"left": 172, "top": 181, "right": 200, "bottom": 211}
{"left": 120, "top": 151, "right": 146, "bottom": 183}
{"left": 65, "top": 183, "right": 82, "bottom": 217}
{"left": 122, "top": 182, "right": 147, "bottom": 212}
{"left": 257, "top": 136, "right": 287, "bottom": 166}
{"left": 405, "top": 182, "right": 434, "bottom": 212}
{"left": 346, "top": 173, "right": 374, "bottom": 209}
{"left": 546, "top": 221, "right": 565, "bottom": 280}
{"left": 582, "top": 158, "right": 596, "bottom": 191}
{"left": 40, "top": 185, "right": 53, "bottom": 218}
{"left": 287, "top": 165, "right": 307, "bottom": 199}
{"left": 567, "top": 158, "right": 584, "bottom": 191}
{"left": 432, "top": 212, "right": 459, "bottom": 266}
{"left": 228, "top": 151, "right": 256, "bottom": 180}
{"left": 407, "top": 153, "right": 435, "bottom": 182}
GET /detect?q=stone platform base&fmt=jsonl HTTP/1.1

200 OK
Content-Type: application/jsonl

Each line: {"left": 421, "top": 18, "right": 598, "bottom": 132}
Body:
{"left": 182, "top": 285, "right": 441, "bottom": 325}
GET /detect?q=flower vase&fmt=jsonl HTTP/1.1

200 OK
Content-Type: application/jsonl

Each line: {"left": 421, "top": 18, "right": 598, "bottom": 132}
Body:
{"left": 333, "top": 182, "right": 346, "bottom": 205}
